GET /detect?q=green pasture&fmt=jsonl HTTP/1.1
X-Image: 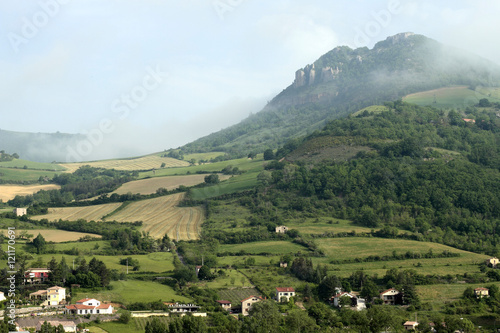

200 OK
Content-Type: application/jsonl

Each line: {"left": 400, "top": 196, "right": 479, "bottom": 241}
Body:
{"left": 240, "top": 267, "right": 302, "bottom": 297}
{"left": 181, "top": 152, "right": 226, "bottom": 161}
{"left": 417, "top": 282, "right": 500, "bottom": 309}
{"left": 189, "top": 171, "right": 260, "bottom": 200}
{"left": 0, "top": 167, "right": 60, "bottom": 182}
{"left": 139, "top": 156, "right": 264, "bottom": 178}
{"left": 218, "top": 241, "right": 308, "bottom": 255}
{"left": 26, "top": 251, "right": 175, "bottom": 273}
{"left": 203, "top": 200, "right": 252, "bottom": 232}
{"left": 197, "top": 268, "right": 252, "bottom": 289}
{"left": 95, "top": 320, "right": 143, "bottom": 333}
{"left": 217, "top": 255, "right": 282, "bottom": 267}
{"left": 286, "top": 217, "right": 375, "bottom": 235}
{"left": 72, "top": 279, "right": 191, "bottom": 304}
{"left": 403, "top": 86, "right": 500, "bottom": 108}
{"left": 0, "top": 159, "right": 66, "bottom": 171}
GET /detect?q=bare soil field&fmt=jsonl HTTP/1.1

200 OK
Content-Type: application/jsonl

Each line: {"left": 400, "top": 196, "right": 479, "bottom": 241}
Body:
{"left": 1, "top": 229, "right": 101, "bottom": 242}
{"left": 60, "top": 155, "right": 189, "bottom": 173}
{"left": 0, "top": 184, "right": 61, "bottom": 202}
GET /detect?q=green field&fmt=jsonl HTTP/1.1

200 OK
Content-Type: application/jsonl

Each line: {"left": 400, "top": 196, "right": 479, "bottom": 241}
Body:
{"left": 95, "top": 320, "right": 144, "bottom": 333}
{"left": 0, "top": 167, "right": 60, "bottom": 182}
{"left": 190, "top": 171, "right": 260, "bottom": 200}
{"left": 352, "top": 105, "right": 390, "bottom": 116}
{"left": 139, "top": 156, "right": 264, "bottom": 178}
{"left": 417, "top": 282, "right": 500, "bottom": 309}
{"left": 197, "top": 268, "right": 252, "bottom": 289}
{"left": 219, "top": 241, "right": 308, "bottom": 255}
{"left": 23, "top": 251, "right": 176, "bottom": 273}
{"left": 72, "top": 279, "right": 192, "bottom": 304}
{"left": 403, "top": 86, "right": 500, "bottom": 108}
{"left": 286, "top": 217, "right": 376, "bottom": 235}
{"left": 0, "top": 159, "right": 66, "bottom": 171}
{"left": 182, "top": 152, "right": 225, "bottom": 161}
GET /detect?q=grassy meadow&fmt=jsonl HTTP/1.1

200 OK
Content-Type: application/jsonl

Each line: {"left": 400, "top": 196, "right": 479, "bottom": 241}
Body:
{"left": 403, "top": 86, "right": 500, "bottom": 108}
{"left": 0, "top": 159, "right": 66, "bottom": 171}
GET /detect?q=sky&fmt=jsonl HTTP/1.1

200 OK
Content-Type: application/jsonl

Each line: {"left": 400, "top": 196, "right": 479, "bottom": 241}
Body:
{"left": 1, "top": 0, "right": 500, "bottom": 160}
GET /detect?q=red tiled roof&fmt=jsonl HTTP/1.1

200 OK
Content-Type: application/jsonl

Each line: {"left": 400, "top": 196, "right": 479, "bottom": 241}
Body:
{"left": 332, "top": 292, "right": 356, "bottom": 299}
{"left": 379, "top": 288, "right": 399, "bottom": 295}
{"left": 276, "top": 287, "right": 295, "bottom": 292}
{"left": 404, "top": 321, "right": 418, "bottom": 326}
{"left": 475, "top": 287, "right": 489, "bottom": 291}
{"left": 97, "top": 304, "right": 112, "bottom": 309}
{"left": 241, "top": 295, "right": 263, "bottom": 303}
{"left": 47, "top": 286, "right": 65, "bottom": 290}
{"left": 217, "top": 300, "right": 231, "bottom": 304}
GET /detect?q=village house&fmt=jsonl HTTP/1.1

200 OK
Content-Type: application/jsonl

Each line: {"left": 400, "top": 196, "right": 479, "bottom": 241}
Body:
{"left": 241, "top": 296, "right": 263, "bottom": 315}
{"left": 279, "top": 261, "right": 288, "bottom": 268}
{"left": 380, "top": 288, "right": 401, "bottom": 305}
{"left": 35, "top": 320, "right": 77, "bottom": 333}
{"left": 13, "top": 207, "right": 27, "bottom": 216}
{"left": 275, "top": 287, "right": 295, "bottom": 302}
{"left": 216, "top": 300, "right": 231, "bottom": 311}
{"left": 331, "top": 292, "right": 358, "bottom": 308}
{"left": 166, "top": 303, "right": 201, "bottom": 313}
{"left": 486, "top": 257, "right": 499, "bottom": 268}
{"left": 275, "top": 225, "right": 288, "bottom": 234}
{"left": 64, "top": 298, "right": 113, "bottom": 315}
{"left": 24, "top": 268, "right": 51, "bottom": 284}
{"left": 29, "top": 286, "right": 66, "bottom": 306}
{"left": 403, "top": 321, "right": 419, "bottom": 331}
{"left": 474, "top": 287, "right": 489, "bottom": 298}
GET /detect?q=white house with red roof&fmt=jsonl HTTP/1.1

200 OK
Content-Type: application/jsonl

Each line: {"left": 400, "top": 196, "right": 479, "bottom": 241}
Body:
{"left": 275, "top": 287, "right": 295, "bottom": 302}
{"left": 474, "top": 287, "right": 489, "bottom": 298}
{"left": 65, "top": 298, "right": 113, "bottom": 315}
{"left": 380, "top": 288, "right": 400, "bottom": 305}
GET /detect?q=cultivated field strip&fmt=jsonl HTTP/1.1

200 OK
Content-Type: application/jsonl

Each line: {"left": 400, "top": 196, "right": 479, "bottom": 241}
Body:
{"left": 31, "top": 203, "right": 122, "bottom": 222}
{"left": 60, "top": 155, "right": 189, "bottom": 173}
{"left": 106, "top": 193, "right": 203, "bottom": 240}
{"left": 0, "top": 184, "right": 61, "bottom": 202}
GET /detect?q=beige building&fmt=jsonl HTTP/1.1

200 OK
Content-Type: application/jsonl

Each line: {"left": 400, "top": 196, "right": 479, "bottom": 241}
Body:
{"left": 474, "top": 287, "right": 489, "bottom": 298}
{"left": 486, "top": 257, "right": 499, "bottom": 267}
{"left": 403, "top": 321, "right": 418, "bottom": 331}
{"left": 13, "top": 208, "right": 27, "bottom": 216}
{"left": 275, "top": 225, "right": 288, "bottom": 233}
{"left": 216, "top": 300, "right": 231, "bottom": 311}
{"left": 241, "top": 295, "right": 263, "bottom": 315}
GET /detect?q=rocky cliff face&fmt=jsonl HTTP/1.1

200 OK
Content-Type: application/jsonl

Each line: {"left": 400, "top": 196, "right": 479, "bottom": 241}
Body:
{"left": 294, "top": 64, "right": 342, "bottom": 88}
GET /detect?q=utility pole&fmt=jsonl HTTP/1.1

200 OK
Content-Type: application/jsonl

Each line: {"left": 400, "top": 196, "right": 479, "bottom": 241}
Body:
{"left": 126, "top": 258, "right": 129, "bottom": 274}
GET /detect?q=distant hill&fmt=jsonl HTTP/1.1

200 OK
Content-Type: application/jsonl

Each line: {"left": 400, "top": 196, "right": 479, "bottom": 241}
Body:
{"left": 183, "top": 33, "right": 500, "bottom": 155}
{"left": 0, "top": 129, "right": 83, "bottom": 163}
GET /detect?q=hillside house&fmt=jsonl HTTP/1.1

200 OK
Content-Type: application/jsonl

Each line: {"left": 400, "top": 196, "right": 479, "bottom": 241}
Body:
{"left": 29, "top": 286, "right": 66, "bottom": 306}
{"left": 24, "top": 268, "right": 50, "bottom": 284}
{"left": 216, "top": 300, "right": 231, "bottom": 311}
{"left": 275, "top": 287, "right": 295, "bottom": 302}
{"left": 331, "top": 292, "right": 358, "bottom": 307}
{"left": 279, "top": 262, "right": 288, "bottom": 268}
{"left": 166, "top": 303, "right": 201, "bottom": 313}
{"left": 241, "top": 296, "right": 263, "bottom": 315}
{"left": 65, "top": 298, "right": 113, "bottom": 315}
{"left": 275, "top": 225, "right": 288, "bottom": 234}
{"left": 13, "top": 208, "right": 27, "bottom": 216}
{"left": 380, "top": 288, "right": 401, "bottom": 305}
{"left": 474, "top": 287, "right": 489, "bottom": 298}
{"left": 403, "top": 321, "right": 419, "bottom": 331}
{"left": 486, "top": 257, "right": 499, "bottom": 268}
{"left": 35, "top": 320, "right": 77, "bottom": 333}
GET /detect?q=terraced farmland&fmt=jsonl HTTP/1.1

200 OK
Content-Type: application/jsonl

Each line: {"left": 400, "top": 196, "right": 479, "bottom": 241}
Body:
{"left": 106, "top": 193, "right": 203, "bottom": 240}
{"left": 0, "top": 184, "right": 61, "bottom": 202}
{"left": 31, "top": 202, "right": 122, "bottom": 222}
{"left": 1, "top": 229, "right": 101, "bottom": 242}
{"left": 60, "top": 155, "right": 189, "bottom": 173}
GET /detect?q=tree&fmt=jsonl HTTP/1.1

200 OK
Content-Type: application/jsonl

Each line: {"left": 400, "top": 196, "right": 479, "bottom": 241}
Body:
{"left": 244, "top": 300, "right": 282, "bottom": 333}
{"left": 318, "top": 275, "right": 341, "bottom": 301}
{"left": 32, "top": 233, "right": 46, "bottom": 254}
{"left": 119, "top": 311, "right": 131, "bottom": 324}
{"left": 263, "top": 149, "right": 275, "bottom": 160}
{"left": 197, "top": 265, "right": 214, "bottom": 281}
{"left": 204, "top": 174, "right": 220, "bottom": 184}
{"left": 307, "top": 302, "right": 340, "bottom": 328}
{"left": 248, "top": 152, "right": 257, "bottom": 159}
{"left": 145, "top": 317, "right": 168, "bottom": 333}
{"left": 285, "top": 309, "right": 319, "bottom": 333}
